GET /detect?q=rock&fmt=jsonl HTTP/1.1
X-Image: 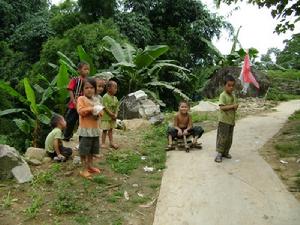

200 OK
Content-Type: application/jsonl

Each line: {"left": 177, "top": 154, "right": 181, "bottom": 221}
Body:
{"left": 42, "top": 157, "right": 52, "bottom": 163}
{"left": 191, "top": 101, "right": 219, "bottom": 112}
{"left": 202, "top": 66, "right": 271, "bottom": 98}
{"left": 26, "top": 158, "right": 42, "bottom": 166}
{"left": 123, "top": 119, "right": 151, "bottom": 130}
{"left": 119, "top": 90, "right": 161, "bottom": 120}
{"left": 25, "top": 147, "right": 46, "bottom": 161}
{"left": 0, "top": 144, "right": 33, "bottom": 183}
{"left": 149, "top": 114, "right": 164, "bottom": 125}
{"left": 64, "top": 171, "right": 73, "bottom": 177}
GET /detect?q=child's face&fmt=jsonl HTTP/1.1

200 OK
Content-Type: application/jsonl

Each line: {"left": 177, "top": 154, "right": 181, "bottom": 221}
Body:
{"left": 78, "top": 64, "right": 90, "bottom": 78}
{"left": 83, "top": 82, "right": 95, "bottom": 98}
{"left": 108, "top": 82, "right": 117, "bottom": 95}
{"left": 225, "top": 81, "right": 235, "bottom": 94}
{"left": 58, "top": 117, "right": 66, "bottom": 129}
{"left": 96, "top": 79, "right": 106, "bottom": 95}
{"left": 179, "top": 103, "right": 189, "bottom": 114}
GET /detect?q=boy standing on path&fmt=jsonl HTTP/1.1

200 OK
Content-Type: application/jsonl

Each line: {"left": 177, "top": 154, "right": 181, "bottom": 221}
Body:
{"left": 64, "top": 62, "right": 90, "bottom": 141}
{"left": 215, "top": 75, "right": 239, "bottom": 163}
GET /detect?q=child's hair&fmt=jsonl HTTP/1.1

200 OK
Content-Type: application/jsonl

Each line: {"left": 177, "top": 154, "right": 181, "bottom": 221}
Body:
{"left": 83, "top": 77, "right": 97, "bottom": 91}
{"left": 77, "top": 61, "right": 89, "bottom": 69}
{"left": 106, "top": 80, "right": 117, "bottom": 89}
{"left": 50, "top": 114, "right": 64, "bottom": 128}
{"left": 179, "top": 100, "right": 190, "bottom": 108}
{"left": 224, "top": 75, "right": 235, "bottom": 85}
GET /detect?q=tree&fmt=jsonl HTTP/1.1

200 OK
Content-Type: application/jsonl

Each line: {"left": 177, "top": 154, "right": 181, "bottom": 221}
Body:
{"left": 215, "top": 0, "right": 300, "bottom": 33}
{"left": 102, "top": 36, "right": 190, "bottom": 103}
{"left": 0, "top": 0, "right": 49, "bottom": 40}
{"left": 78, "top": 0, "right": 117, "bottom": 22}
{"left": 277, "top": 33, "right": 300, "bottom": 69}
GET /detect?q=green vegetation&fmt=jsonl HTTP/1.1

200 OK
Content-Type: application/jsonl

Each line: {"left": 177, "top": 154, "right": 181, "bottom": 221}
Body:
{"left": 25, "top": 193, "right": 43, "bottom": 218}
{"left": 107, "top": 150, "right": 141, "bottom": 174}
{"left": 1, "top": 191, "right": 13, "bottom": 209}
{"left": 274, "top": 110, "right": 300, "bottom": 157}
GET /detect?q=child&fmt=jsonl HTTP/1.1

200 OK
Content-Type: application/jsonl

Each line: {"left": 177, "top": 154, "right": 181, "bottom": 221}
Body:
{"left": 95, "top": 76, "right": 106, "bottom": 104}
{"left": 77, "top": 78, "right": 103, "bottom": 179}
{"left": 45, "top": 114, "right": 73, "bottom": 161}
{"left": 64, "top": 62, "right": 90, "bottom": 141}
{"left": 166, "top": 101, "right": 204, "bottom": 151}
{"left": 101, "top": 80, "right": 119, "bottom": 149}
{"left": 215, "top": 75, "right": 238, "bottom": 163}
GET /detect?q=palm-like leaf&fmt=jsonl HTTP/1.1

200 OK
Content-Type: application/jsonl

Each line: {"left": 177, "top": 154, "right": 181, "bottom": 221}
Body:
{"left": 0, "top": 80, "right": 27, "bottom": 103}
{"left": 103, "top": 36, "right": 127, "bottom": 63}
{"left": 77, "top": 45, "right": 96, "bottom": 75}
{"left": 135, "top": 45, "right": 169, "bottom": 69}
{"left": 0, "top": 108, "right": 26, "bottom": 117}
{"left": 147, "top": 81, "right": 190, "bottom": 100}
{"left": 56, "top": 63, "right": 69, "bottom": 103}
{"left": 200, "top": 37, "right": 223, "bottom": 58}
{"left": 24, "top": 78, "right": 38, "bottom": 115}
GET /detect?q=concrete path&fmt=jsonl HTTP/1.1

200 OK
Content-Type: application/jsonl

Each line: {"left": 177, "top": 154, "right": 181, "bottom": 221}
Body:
{"left": 153, "top": 100, "right": 300, "bottom": 225}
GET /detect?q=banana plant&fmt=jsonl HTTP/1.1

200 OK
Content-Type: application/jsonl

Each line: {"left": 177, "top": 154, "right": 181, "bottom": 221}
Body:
{"left": 0, "top": 78, "right": 52, "bottom": 147}
{"left": 102, "top": 36, "right": 190, "bottom": 102}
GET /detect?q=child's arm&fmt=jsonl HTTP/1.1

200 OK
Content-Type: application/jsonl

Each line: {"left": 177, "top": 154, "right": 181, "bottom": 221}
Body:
{"left": 173, "top": 115, "right": 183, "bottom": 136}
{"left": 183, "top": 115, "right": 192, "bottom": 135}
{"left": 77, "top": 97, "right": 93, "bottom": 116}
{"left": 53, "top": 139, "right": 64, "bottom": 159}
{"left": 220, "top": 104, "right": 238, "bottom": 111}
{"left": 104, "top": 108, "right": 116, "bottom": 120}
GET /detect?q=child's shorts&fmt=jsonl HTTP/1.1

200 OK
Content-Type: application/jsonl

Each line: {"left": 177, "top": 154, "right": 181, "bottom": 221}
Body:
{"left": 167, "top": 126, "right": 204, "bottom": 139}
{"left": 47, "top": 146, "right": 73, "bottom": 159}
{"left": 79, "top": 136, "right": 100, "bottom": 156}
{"left": 101, "top": 120, "right": 116, "bottom": 130}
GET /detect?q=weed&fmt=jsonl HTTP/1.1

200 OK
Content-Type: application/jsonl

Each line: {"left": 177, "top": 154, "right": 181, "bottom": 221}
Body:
{"left": 25, "top": 193, "right": 43, "bottom": 218}
{"left": 74, "top": 215, "right": 90, "bottom": 225}
{"left": 52, "top": 191, "right": 83, "bottom": 214}
{"left": 131, "top": 196, "right": 151, "bottom": 204}
{"left": 1, "top": 191, "right": 12, "bottom": 209}
{"left": 107, "top": 150, "right": 141, "bottom": 174}
{"left": 113, "top": 217, "right": 123, "bottom": 225}
{"left": 51, "top": 163, "right": 62, "bottom": 173}
{"left": 289, "top": 110, "right": 300, "bottom": 121}
{"left": 275, "top": 141, "right": 300, "bottom": 157}
{"left": 106, "top": 191, "right": 123, "bottom": 203}
{"left": 93, "top": 175, "right": 107, "bottom": 184}
{"left": 149, "top": 183, "right": 160, "bottom": 189}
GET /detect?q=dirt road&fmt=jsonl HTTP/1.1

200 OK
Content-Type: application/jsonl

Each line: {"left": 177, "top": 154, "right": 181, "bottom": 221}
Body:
{"left": 153, "top": 100, "right": 300, "bottom": 225}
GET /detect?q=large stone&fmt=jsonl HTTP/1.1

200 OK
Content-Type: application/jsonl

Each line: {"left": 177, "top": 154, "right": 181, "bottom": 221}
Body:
{"left": 202, "top": 66, "right": 271, "bottom": 98}
{"left": 0, "top": 144, "right": 33, "bottom": 183}
{"left": 25, "top": 147, "right": 46, "bottom": 161}
{"left": 191, "top": 101, "right": 219, "bottom": 112}
{"left": 119, "top": 90, "right": 161, "bottom": 120}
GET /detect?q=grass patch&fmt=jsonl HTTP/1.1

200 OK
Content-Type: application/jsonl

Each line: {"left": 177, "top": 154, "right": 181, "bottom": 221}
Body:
{"left": 267, "top": 69, "right": 300, "bottom": 80}
{"left": 92, "top": 175, "right": 107, "bottom": 184}
{"left": 275, "top": 141, "right": 300, "bottom": 157}
{"left": 131, "top": 196, "right": 151, "bottom": 204}
{"left": 107, "top": 150, "right": 141, "bottom": 174}
{"left": 1, "top": 191, "right": 13, "bottom": 209}
{"left": 106, "top": 191, "right": 123, "bottom": 203}
{"left": 265, "top": 87, "right": 299, "bottom": 101}
{"left": 289, "top": 110, "right": 300, "bottom": 121}
{"left": 149, "top": 183, "right": 160, "bottom": 189}
{"left": 25, "top": 193, "right": 43, "bottom": 218}
{"left": 73, "top": 215, "right": 90, "bottom": 225}
{"left": 52, "top": 191, "right": 83, "bottom": 214}
{"left": 142, "top": 123, "right": 167, "bottom": 170}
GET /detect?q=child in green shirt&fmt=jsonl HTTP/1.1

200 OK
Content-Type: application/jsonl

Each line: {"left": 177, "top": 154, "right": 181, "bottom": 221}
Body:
{"left": 101, "top": 80, "right": 119, "bottom": 149}
{"left": 45, "top": 114, "right": 72, "bottom": 162}
{"left": 215, "top": 75, "right": 238, "bottom": 163}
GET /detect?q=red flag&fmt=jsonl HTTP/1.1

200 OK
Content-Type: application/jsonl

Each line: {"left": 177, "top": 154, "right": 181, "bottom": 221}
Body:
{"left": 239, "top": 54, "right": 259, "bottom": 93}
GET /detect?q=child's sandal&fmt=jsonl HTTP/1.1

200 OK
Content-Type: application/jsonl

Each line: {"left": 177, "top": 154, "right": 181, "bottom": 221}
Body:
{"left": 79, "top": 171, "right": 92, "bottom": 180}
{"left": 165, "top": 145, "right": 175, "bottom": 151}
{"left": 110, "top": 144, "right": 119, "bottom": 150}
{"left": 88, "top": 167, "right": 101, "bottom": 174}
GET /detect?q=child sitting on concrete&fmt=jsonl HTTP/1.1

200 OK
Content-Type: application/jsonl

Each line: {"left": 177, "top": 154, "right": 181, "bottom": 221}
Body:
{"left": 166, "top": 101, "right": 204, "bottom": 151}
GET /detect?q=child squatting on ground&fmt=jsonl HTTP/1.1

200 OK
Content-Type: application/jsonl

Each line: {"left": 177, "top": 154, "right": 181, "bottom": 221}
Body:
{"left": 45, "top": 114, "right": 73, "bottom": 162}
{"left": 77, "top": 78, "right": 104, "bottom": 179}
{"left": 166, "top": 101, "right": 204, "bottom": 152}
{"left": 64, "top": 62, "right": 90, "bottom": 141}
{"left": 215, "top": 75, "right": 239, "bottom": 163}
{"left": 101, "top": 80, "right": 119, "bottom": 150}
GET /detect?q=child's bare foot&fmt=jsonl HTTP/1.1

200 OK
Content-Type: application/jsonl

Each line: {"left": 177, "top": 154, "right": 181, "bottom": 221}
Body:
{"left": 110, "top": 143, "right": 119, "bottom": 150}
{"left": 101, "top": 144, "right": 108, "bottom": 149}
{"left": 88, "top": 167, "right": 101, "bottom": 174}
{"left": 93, "top": 154, "right": 101, "bottom": 159}
{"left": 79, "top": 170, "right": 92, "bottom": 179}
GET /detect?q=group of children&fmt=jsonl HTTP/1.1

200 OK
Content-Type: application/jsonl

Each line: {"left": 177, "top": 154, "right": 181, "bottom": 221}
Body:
{"left": 45, "top": 62, "right": 119, "bottom": 179}
{"left": 45, "top": 61, "right": 239, "bottom": 179}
